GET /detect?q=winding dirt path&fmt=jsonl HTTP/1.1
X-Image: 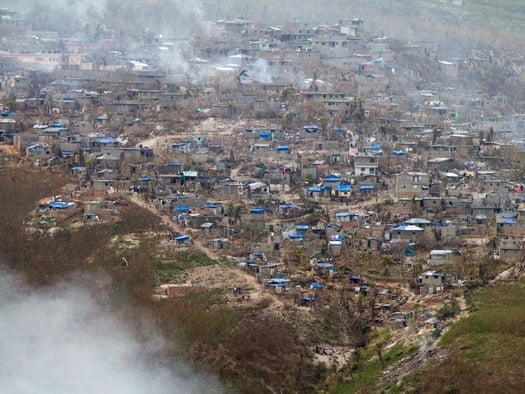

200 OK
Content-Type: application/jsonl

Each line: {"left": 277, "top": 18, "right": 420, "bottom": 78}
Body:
{"left": 125, "top": 193, "right": 285, "bottom": 308}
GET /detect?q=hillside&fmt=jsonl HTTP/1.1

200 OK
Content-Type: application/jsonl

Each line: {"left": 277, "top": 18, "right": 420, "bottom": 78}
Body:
{"left": 5, "top": 0, "right": 525, "bottom": 48}
{"left": 412, "top": 278, "right": 525, "bottom": 393}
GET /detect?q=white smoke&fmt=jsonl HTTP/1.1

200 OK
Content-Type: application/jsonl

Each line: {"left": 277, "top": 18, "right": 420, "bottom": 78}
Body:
{"left": 0, "top": 271, "right": 222, "bottom": 394}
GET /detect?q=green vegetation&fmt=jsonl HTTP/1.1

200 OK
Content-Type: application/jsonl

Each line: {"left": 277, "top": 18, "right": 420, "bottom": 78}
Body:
{"left": 331, "top": 342, "right": 418, "bottom": 394}
{"left": 154, "top": 250, "right": 222, "bottom": 283}
{"left": 0, "top": 167, "right": 327, "bottom": 393}
{"left": 437, "top": 298, "right": 460, "bottom": 320}
{"left": 414, "top": 280, "right": 525, "bottom": 393}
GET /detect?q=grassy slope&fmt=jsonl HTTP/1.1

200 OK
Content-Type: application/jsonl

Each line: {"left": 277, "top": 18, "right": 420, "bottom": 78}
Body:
{"left": 331, "top": 342, "right": 418, "bottom": 394}
{"left": 409, "top": 279, "right": 525, "bottom": 393}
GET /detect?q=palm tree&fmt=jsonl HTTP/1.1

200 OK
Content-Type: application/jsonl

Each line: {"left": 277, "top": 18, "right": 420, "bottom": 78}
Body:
{"left": 235, "top": 69, "right": 248, "bottom": 86}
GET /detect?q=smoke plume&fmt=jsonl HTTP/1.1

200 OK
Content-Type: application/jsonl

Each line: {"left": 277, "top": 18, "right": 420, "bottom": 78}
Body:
{"left": 0, "top": 271, "right": 222, "bottom": 394}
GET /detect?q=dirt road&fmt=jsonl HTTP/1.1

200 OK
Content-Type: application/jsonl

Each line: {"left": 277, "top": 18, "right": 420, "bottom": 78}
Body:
{"left": 125, "top": 193, "right": 285, "bottom": 308}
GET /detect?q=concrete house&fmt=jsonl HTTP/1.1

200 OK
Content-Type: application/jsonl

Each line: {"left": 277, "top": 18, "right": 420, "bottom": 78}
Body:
{"left": 395, "top": 172, "right": 430, "bottom": 198}
{"left": 418, "top": 271, "right": 445, "bottom": 295}
{"left": 390, "top": 224, "right": 424, "bottom": 242}
{"left": 429, "top": 249, "right": 456, "bottom": 265}
{"left": 498, "top": 236, "right": 524, "bottom": 261}
{"left": 354, "top": 154, "right": 378, "bottom": 177}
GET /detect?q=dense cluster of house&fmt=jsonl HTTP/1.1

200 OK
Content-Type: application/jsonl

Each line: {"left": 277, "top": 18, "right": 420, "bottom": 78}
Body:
{"left": 2, "top": 7, "right": 525, "bottom": 333}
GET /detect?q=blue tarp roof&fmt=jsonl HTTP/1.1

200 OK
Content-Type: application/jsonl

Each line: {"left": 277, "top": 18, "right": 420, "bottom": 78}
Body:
{"left": 295, "top": 225, "right": 309, "bottom": 230}
{"left": 325, "top": 175, "right": 341, "bottom": 183}
{"left": 392, "top": 150, "right": 406, "bottom": 156}
{"left": 259, "top": 131, "right": 272, "bottom": 139}
{"left": 336, "top": 212, "right": 352, "bottom": 217}
{"left": 174, "top": 205, "right": 190, "bottom": 212}
{"left": 392, "top": 224, "right": 424, "bottom": 231}
{"left": 335, "top": 184, "right": 352, "bottom": 192}
{"left": 288, "top": 233, "right": 304, "bottom": 239}
{"left": 359, "top": 185, "right": 375, "bottom": 191}
{"left": 250, "top": 208, "right": 265, "bottom": 214}
{"left": 367, "top": 145, "right": 382, "bottom": 151}
{"left": 270, "top": 278, "right": 291, "bottom": 283}
{"left": 48, "top": 201, "right": 75, "bottom": 209}
{"left": 279, "top": 204, "right": 298, "bottom": 209}
{"left": 307, "top": 282, "right": 324, "bottom": 289}
{"left": 138, "top": 177, "right": 152, "bottom": 183}
{"left": 97, "top": 137, "right": 117, "bottom": 144}
{"left": 204, "top": 203, "right": 221, "bottom": 208}
{"left": 174, "top": 235, "right": 190, "bottom": 242}
{"left": 304, "top": 125, "right": 319, "bottom": 132}
{"left": 301, "top": 297, "right": 317, "bottom": 302}
{"left": 276, "top": 145, "right": 289, "bottom": 151}
{"left": 502, "top": 218, "right": 517, "bottom": 224}
{"left": 307, "top": 187, "right": 324, "bottom": 193}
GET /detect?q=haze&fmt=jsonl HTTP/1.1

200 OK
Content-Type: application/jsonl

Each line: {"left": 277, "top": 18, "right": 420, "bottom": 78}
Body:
{"left": 0, "top": 272, "right": 222, "bottom": 394}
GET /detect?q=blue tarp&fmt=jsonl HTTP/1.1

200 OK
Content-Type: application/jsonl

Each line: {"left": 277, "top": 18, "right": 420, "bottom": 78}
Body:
{"left": 307, "top": 282, "right": 324, "bottom": 290}
{"left": 288, "top": 233, "right": 304, "bottom": 240}
{"left": 97, "top": 137, "right": 117, "bottom": 145}
{"left": 270, "top": 278, "right": 291, "bottom": 284}
{"left": 174, "top": 206, "right": 190, "bottom": 212}
{"left": 174, "top": 235, "right": 190, "bottom": 242}
{"left": 250, "top": 208, "right": 265, "bottom": 215}
{"left": 335, "top": 184, "right": 352, "bottom": 192}
{"left": 138, "top": 177, "right": 152, "bottom": 183}
{"left": 392, "top": 150, "right": 406, "bottom": 156}
{"left": 279, "top": 204, "right": 298, "bottom": 209}
{"left": 304, "top": 125, "right": 319, "bottom": 132}
{"left": 307, "top": 187, "right": 324, "bottom": 193}
{"left": 331, "top": 127, "right": 346, "bottom": 133}
{"left": 48, "top": 201, "right": 75, "bottom": 209}
{"left": 325, "top": 175, "right": 341, "bottom": 183}
{"left": 60, "top": 150, "right": 73, "bottom": 157}
{"left": 276, "top": 145, "right": 289, "bottom": 151}
{"left": 317, "top": 262, "right": 335, "bottom": 270}
{"left": 359, "top": 185, "right": 375, "bottom": 191}
{"left": 301, "top": 297, "right": 317, "bottom": 302}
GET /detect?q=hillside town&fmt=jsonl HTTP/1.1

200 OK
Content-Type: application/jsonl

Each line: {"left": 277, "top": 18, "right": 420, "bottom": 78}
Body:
{"left": 1, "top": 6, "right": 525, "bottom": 385}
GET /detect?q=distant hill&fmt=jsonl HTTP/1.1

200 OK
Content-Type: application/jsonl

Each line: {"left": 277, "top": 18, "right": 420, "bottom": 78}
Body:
{"left": 4, "top": 0, "right": 525, "bottom": 49}
{"left": 199, "top": 0, "right": 525, "bottom": 45}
